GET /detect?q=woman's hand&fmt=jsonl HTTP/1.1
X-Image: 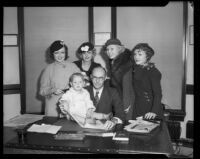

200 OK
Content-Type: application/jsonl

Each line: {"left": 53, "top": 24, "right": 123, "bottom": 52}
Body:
{"left": 53, "top": 89, "right": 64, "bottom": 95}
{"left": 59, "top": 100, "right": 69, "bottom": 114}
{"left": 144, "top": 112, "right": 156, "bottom": 119}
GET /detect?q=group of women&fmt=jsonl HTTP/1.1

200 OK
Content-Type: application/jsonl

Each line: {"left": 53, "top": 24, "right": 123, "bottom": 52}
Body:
{"left": 39, "top": 39, "right": 164, "bottom": 121}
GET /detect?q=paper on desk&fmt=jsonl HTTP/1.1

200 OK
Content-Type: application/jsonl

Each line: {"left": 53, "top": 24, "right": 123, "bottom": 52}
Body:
{"left": 124, "top": 120, "right": 159, "bottom": 133}
{"left": 27, "top": 124, "right": 61, "bottom": 134}
{"left": 4, "top": 114, "right": 44, "bottom": 127}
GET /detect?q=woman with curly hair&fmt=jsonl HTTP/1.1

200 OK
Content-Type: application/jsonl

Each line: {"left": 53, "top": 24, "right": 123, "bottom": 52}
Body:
{"left": 131, "top": 43, "right": 163, "bottom": 120}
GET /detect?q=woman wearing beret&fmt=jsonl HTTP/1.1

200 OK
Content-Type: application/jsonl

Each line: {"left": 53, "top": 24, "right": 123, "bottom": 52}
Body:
{"left": 39, "top": 40, "right": 80, "bottom": 117}
{"left": 131, "top": 43, "right": 163, "bottom": 120}
{"left": 73, "top": 42, "right": 101, "bottom": 86}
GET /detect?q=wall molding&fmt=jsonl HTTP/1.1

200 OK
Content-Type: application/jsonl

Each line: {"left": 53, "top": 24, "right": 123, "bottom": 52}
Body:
{"left": 88, "top": 7, "right": 94, "bottom": 44}
{"left": 111, "top": 7, "right": 116, "bottom": 39}
{"left": 18, "top": 7, "right": 26, "bottom": 114}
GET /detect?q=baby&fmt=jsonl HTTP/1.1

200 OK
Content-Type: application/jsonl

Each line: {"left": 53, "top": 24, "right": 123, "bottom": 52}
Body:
{"left": 59, "top": 72, "right": 111, "bottom": 124}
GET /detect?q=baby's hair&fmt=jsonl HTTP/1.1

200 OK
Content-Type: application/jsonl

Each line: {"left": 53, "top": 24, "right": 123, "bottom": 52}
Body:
{"left": 69, "top": 72, "right": 85, "bottom": 83}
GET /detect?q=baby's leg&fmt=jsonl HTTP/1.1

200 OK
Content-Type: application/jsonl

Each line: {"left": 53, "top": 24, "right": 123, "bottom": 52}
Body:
{"left": 85, "top": 118, "right": 96, "bottom": 124}
{"left": 91, "top": 112, "right": 104, "bottom": 119}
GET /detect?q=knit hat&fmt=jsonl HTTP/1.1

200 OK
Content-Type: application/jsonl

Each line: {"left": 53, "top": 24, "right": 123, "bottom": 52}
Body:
{"left": 105, "top": 38, "right": 122, "bottom": 47}
{"left": 50, "top": 40, "right": 65, "bottom": 53}
{"left": 78, "top": 42, "right": 94, "bottom": 54}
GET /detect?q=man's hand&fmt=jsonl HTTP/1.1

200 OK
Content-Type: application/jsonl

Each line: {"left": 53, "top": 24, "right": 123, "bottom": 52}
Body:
{"left": 103, "top": 119, "right": 116, "bottom": 130}
{"left": 124, "top": 105, "right": 131, "bottom": 114}
{"left": 144, "top": 112, "right": 156, "bottom": 119}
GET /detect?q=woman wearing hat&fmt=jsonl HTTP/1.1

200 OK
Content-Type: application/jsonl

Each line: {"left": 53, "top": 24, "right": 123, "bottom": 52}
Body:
{"left": 39, "top": 40, "right": 80, "bottom": 117}
{"left": 131, "top": 43, "right": 163, "bottom": 120}
{"left": 73, "top": 42, "right": 101, "bottom": 86}
{"left": 104, "top": 38, "right": 135, "bottom": 120}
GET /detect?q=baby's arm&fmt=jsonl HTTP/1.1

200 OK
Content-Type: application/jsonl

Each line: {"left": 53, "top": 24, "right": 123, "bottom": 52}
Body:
{"left": 89, "top": 111, "right": 113, "bottom": 120}
{"left": 86, "top": 108, "right": 95, "bottom": 118}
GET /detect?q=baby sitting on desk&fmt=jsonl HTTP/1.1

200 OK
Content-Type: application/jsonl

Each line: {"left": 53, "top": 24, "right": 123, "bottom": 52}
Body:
{"left": 59, "top": 72, "right": 111, "bottom": 124}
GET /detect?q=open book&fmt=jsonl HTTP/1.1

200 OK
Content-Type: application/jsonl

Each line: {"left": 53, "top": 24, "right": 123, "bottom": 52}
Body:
{"left": 124, "top": 120, "right": 160, "bottom": 134}
{"left": 70, "top": 113, "right": 107, "bottom": 130}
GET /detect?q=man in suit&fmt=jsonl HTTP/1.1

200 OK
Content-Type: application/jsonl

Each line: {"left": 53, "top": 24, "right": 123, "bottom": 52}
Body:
{"left": 85, "top": 66, "right": 125, "bottom": 130}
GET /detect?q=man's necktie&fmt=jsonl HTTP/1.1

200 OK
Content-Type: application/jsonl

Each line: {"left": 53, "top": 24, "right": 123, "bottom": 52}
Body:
{"left": 94, "top": 91, "right": 100, "bottom": 107}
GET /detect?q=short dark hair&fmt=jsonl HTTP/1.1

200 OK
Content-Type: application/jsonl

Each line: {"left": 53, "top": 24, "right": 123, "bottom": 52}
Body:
{"left": 131, "top": 43, "right": 154, "bottom": 61}
{"left": 69, "top": 72, "right": 84, "bottom": 83}
{"left": 49, "top": 40, "right": 69, "bottom": 61}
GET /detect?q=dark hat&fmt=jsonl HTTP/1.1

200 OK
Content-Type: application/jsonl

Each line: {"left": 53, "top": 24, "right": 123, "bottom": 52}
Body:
{"left": 105, "top": 38, "right": 122, "bottom": 47}
{"left": 78, "top": 42, "right": 94, "bottom": 53}
{"left": 50, "top": 40, "right": 65, "bottom": 53}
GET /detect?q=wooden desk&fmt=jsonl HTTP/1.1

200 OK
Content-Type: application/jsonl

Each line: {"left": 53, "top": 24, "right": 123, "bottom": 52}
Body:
{"left": 4, "top": 117, "right": 174, "bottom": 156}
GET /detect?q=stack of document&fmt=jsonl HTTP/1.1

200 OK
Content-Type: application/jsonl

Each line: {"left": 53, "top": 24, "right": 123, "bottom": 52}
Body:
{"left": 70, "top": 113, "right": 108, "bottom": 130}
{"left": 124, "top": 120, "right": 160, "bottom": 133}
{"left": 112, "top": 132, "right": 129, "bottom": 141}
{"left": 4, "top": 114, "right": 44, "bottom": 127}
{"left": 84, "top": 132, "right": 115, "bottom": 137}
{"left": 54, "top": 133, "right": 85, "bottom": 140}
{"left": 27, "top": 123, "right": 62, "bottom": 134}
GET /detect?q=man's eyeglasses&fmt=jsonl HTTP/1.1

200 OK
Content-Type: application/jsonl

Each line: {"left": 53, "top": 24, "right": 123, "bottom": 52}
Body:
{"left": 91, "top": 75, "right": 105, "bottom": 81}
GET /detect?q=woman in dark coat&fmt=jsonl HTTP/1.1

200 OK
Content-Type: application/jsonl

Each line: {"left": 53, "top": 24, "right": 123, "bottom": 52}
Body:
{"left": 74, "top": 42, "right": 101, "bottom": 86}
{"left": 104, "top": 38, "right": 135, "bottom": 120}
{"left": 131, "top": 43, "right": 163, "bottom": 120}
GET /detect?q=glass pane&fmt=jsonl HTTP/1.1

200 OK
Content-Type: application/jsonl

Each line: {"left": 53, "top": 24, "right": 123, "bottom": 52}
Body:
{"left": 3, "top": 47, "right": 20, "bottom": 84}
{"left": 3, "top": 94, "right": 21, "bottom": 121}
{"left": 3, "top": 7, "right": 18, "bottom": 34}
{"left": 94, "top": 7, "right": 111, "bottom": 32}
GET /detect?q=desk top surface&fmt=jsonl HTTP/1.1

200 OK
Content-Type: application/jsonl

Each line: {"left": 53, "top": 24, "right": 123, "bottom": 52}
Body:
{"left": 5, "top": 117, "right": 174, "bottom": 155}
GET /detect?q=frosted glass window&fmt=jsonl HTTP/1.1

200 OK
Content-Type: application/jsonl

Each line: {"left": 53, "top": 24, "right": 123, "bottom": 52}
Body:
{"left": 3, "top": 47, "right": 20, "bottom": 84}
{"left": 3, "top": 7, "right": 18, "bottom": 34}
{"left": 3, "top": 94, "right": 21, "bottom": 122}
{"left": 94, "top": 7, "right": 111, "bottom": 32}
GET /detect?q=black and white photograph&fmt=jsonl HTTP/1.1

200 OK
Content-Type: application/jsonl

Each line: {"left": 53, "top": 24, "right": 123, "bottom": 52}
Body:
{"left": 3, "top": 1, "right": 194, "bottom": 158}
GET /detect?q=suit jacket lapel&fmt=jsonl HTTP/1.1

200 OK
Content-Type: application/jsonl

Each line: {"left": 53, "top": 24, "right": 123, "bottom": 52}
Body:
{"left": 88, "top": 86, "right": 107, "bottom": 110}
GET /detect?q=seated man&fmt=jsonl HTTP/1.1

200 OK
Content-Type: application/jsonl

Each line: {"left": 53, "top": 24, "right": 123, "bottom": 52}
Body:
{"left": 85, "top": 66, "right": 125, "bottom": 130}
